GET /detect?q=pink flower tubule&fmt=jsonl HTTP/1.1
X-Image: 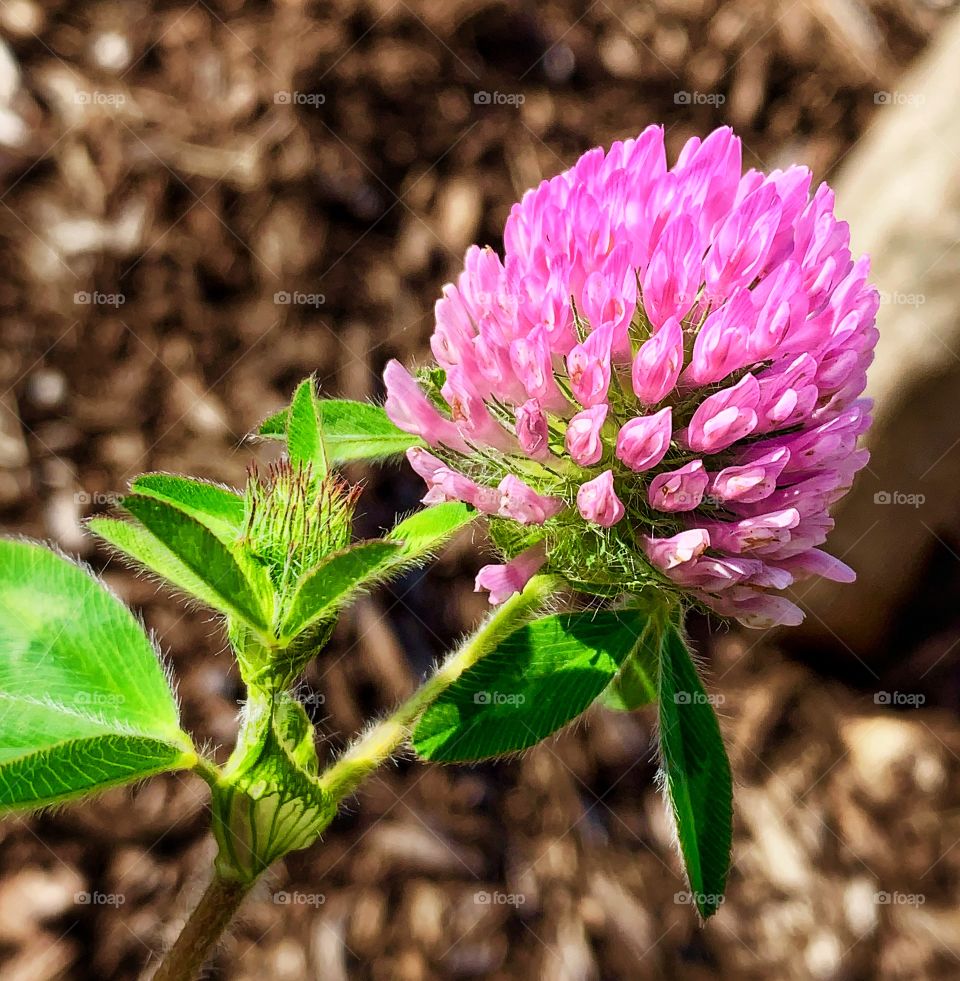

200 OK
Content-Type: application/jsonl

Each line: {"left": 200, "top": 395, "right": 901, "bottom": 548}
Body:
{"left": 384, "top": 125, "right": 877, "bottom": 627}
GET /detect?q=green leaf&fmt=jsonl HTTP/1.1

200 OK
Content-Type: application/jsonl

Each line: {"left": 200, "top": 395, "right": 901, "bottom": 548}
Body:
{"left": 258, "top": 407, "right": 287, "bottom": 438}
{"left": 314, "top": 399, "right": 420, "bottom": 463}
{"left": 387, "top": 502, "right": 476, "bottom": 562}
{"left": 0, "top": 539, "right": 196, "bottom": 811}
{"left": 286, "top": 378, "right": 328, "bottom": 477}
{"left": 599, "top": 619, "right": 660, "bottom": 711}
{"left": 259, "top": 399, "right": 421, "bottom": 464}
{"left": 658, "top": 624, "right": 732, "bottom": 919}
{"left": 412, "top": 610, "right": 645, "bottom": 762}
{"left": 130, "top": 473, "right": 244, "bottom": 541}
{"left": 280, "top": 541, "right": 403, "bottom": 641}
{"left": 91, "top": 495, "right": 273, "bottom": 633}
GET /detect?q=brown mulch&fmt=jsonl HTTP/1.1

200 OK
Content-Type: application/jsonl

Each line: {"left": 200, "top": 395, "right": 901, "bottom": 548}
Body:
{"left": 0, "top": 1, "right": 958, "bottom": 978}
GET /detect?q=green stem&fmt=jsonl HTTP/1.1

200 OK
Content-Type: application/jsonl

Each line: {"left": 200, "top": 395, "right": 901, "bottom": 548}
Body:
{"left": 318, "top": 573, "right": 559, "bottom": 801}
{"left": 153, "top": 574, "right": 559, "bottom": 980}
{"left": 191, "top": 754, "right": 222, "bottom": 790}
{"left": 151, "top": 870, "right": 252, "bottom": 981}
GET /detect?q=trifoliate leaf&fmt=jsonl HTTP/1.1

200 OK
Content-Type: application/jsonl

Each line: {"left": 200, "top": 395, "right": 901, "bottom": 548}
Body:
{"left": 599, "top": 618, "right": 660, "bottom": 711}
{"left": 91, "top": 495, "right": 273, "bottom": 633}
{"left": 0, "top": 539, "right": 196, "bottom": 811}
{"left": 412, "top": 609, "right": 646, "bottom": 762}
{"left": 279, "top": 541, "right": 403, "bottom": 641}
{"left": 130, "top": 473, "right": 244, "bottom": 541}
{"left": 259, "top": 399, "right": 421, "bottom": 464}
{"left": 387, "top": 502, "right": 476, "bottom": 562}
{"left": 286, "top": 377, "right": 328, "bottom": 477}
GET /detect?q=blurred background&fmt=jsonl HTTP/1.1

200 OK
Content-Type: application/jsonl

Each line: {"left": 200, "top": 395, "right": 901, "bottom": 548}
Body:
{"left": 1, "top": 1, "right": 960, "bottom": 978}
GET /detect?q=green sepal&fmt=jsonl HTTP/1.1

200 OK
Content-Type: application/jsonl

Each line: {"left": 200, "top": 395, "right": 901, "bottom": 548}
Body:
{"left": 240, "top": 466, "right": 356, "bottom": 601}
{"left": 211, "top": 690, "right": 335, "bottom": 881}
{"left": 486, "top": 518, "right": 546, "bottom": 562}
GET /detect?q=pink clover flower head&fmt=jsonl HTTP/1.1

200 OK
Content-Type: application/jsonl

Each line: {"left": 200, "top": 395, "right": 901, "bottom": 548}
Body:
{"left": 385, "top": 125, "right": 877, "bottom": 627}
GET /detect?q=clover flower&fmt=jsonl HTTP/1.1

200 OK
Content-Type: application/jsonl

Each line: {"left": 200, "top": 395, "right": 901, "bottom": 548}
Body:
{"left": 384, "top": 125, "right": 877, "bottom": 628}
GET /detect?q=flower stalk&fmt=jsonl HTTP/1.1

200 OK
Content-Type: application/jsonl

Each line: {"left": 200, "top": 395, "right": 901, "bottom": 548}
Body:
{"left": 319, "top": 573, "right": 558, "bottom": 800}
{"left": 155, "top": 574, "right": 559, "bottom": 980}
{"left": 151, "top": 872, "right": 253, "bottom": 981}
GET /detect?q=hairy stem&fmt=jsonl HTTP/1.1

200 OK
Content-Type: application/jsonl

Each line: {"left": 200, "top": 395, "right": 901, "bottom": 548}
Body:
{"left": 151, "top": 870, "right": 253, "bottom": 981}
{"left": 154, "top": 574, "right": 558, "bottom": 980}
{"left": 318, "top": 573, "right": 559, "bottom": 801}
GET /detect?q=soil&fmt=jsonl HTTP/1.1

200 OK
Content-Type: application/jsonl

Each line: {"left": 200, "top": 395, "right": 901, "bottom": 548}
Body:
{"left": 1, "top": 1, "right": 959, "bottom": 979}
